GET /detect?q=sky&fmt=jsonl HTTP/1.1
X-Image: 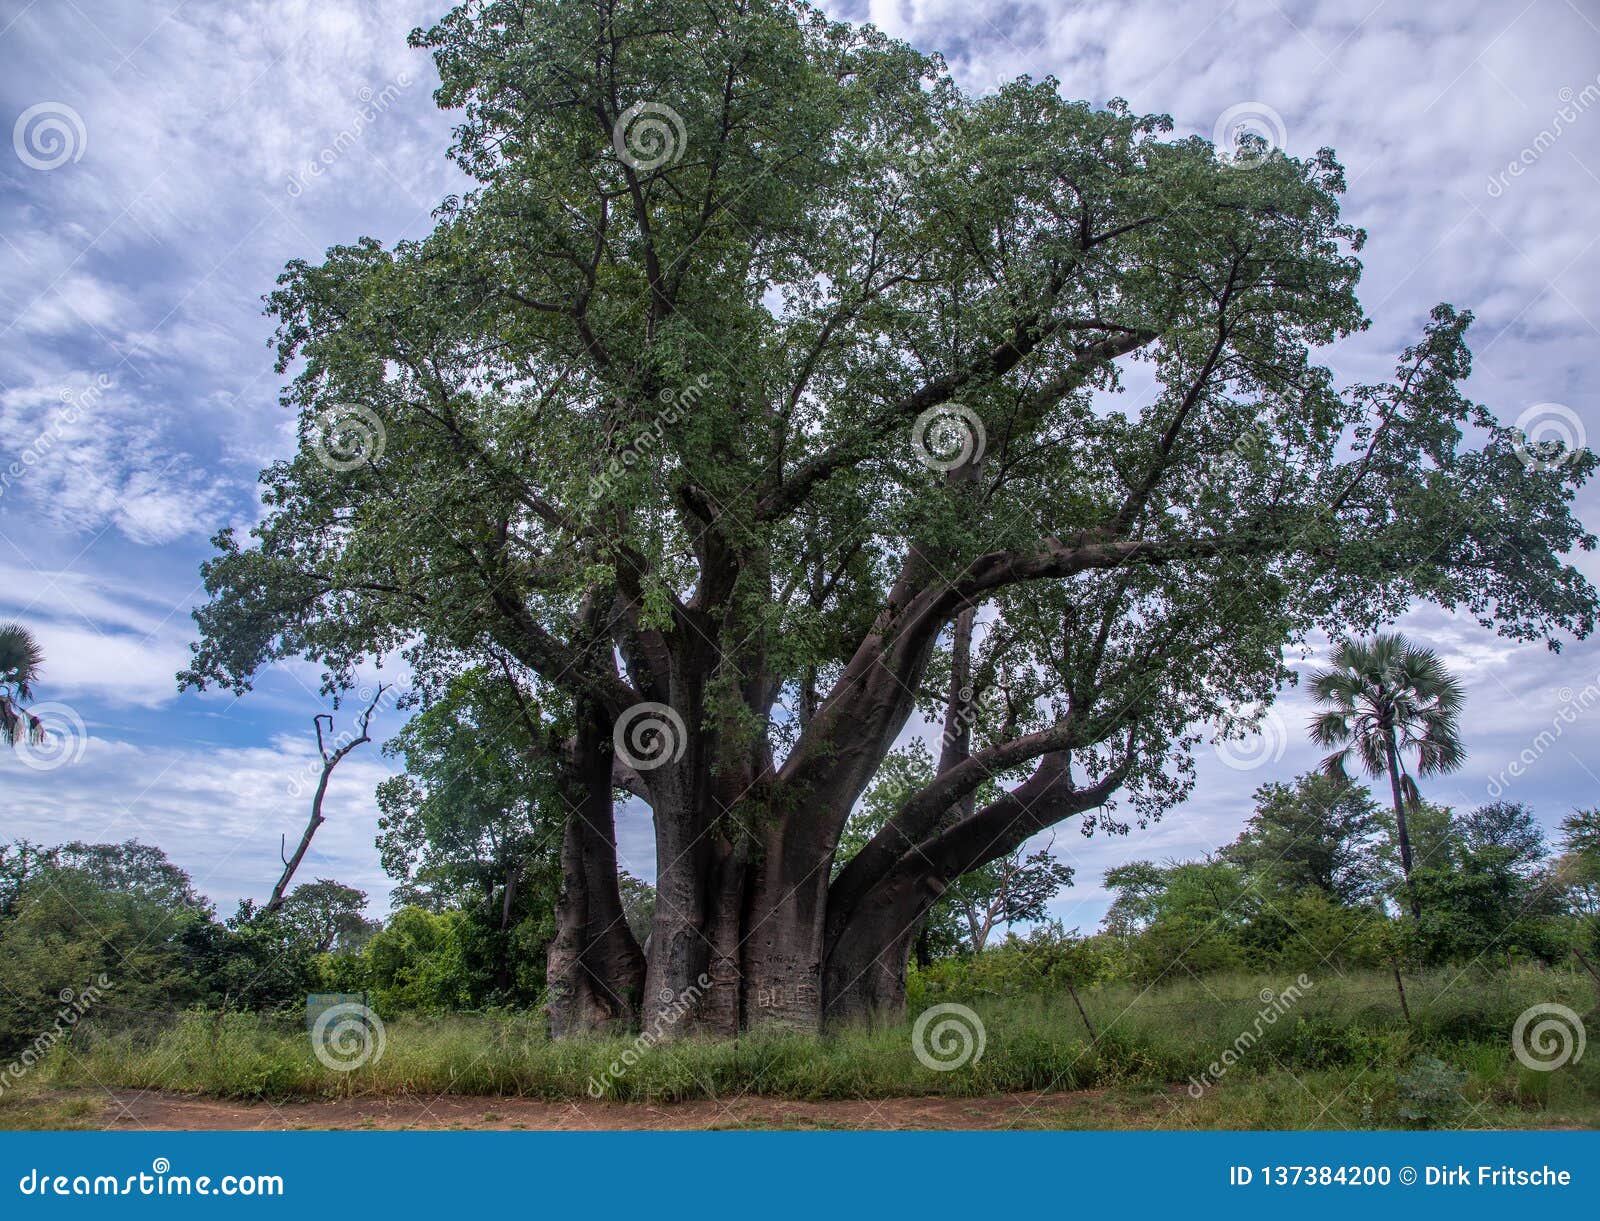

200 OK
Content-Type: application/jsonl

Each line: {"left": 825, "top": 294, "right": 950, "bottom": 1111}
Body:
{"left": 1, "top": 0, "right": 1597, "bottom": 929}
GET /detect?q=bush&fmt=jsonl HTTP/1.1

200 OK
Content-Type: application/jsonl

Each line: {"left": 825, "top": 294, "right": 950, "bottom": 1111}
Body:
{"left": 0, "top": 868, "right": 207, "bottom": 1055}
{"left": 1394, "top": 1055, "right": 1469, "bottom": 1127}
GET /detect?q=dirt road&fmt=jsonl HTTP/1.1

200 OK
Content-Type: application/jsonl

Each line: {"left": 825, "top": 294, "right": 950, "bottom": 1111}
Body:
{"left": 63, "top": 1087, "right": 1186, "bottom": 1131}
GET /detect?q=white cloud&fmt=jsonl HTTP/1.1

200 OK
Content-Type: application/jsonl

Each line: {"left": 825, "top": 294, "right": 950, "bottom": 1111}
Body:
{"left": 0, "top": 731, "right": 398, "bottom": 917}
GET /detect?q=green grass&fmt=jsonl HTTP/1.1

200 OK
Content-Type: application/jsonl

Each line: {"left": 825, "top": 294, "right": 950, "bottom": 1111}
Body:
{"left": 0, "top": 1078, "right": 105, "bottom": 1131}
{"left": 33, "top": 964, "right": 1600, "bottom": 1128}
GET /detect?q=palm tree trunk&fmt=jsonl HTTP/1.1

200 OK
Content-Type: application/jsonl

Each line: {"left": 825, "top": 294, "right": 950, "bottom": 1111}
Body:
{"left": 1383, "top": 728, "right": 1421, "bottom": 920}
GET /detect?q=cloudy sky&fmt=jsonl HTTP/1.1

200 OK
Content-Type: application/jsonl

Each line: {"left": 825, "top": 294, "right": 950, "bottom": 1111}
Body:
{"left": 1, "top": 0, "right": 1597, "bottom": 926}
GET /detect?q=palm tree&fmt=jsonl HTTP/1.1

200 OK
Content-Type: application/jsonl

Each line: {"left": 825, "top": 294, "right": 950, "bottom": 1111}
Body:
{"left": 0, "top": 622, "right": 46, "bottom": 750}
{"left": 1309, "top": 632, "right": 1465, "bottom": 919}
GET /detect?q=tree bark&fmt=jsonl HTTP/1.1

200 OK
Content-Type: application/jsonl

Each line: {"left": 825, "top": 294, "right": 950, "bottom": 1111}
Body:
{"left": 545, "top": 706, "right": 646, "bottom": 1037}
{"left": 823, "top": 757, "right": 1126, "bottom": 1026}
{"left": 1383, "top": 728, "right": 1422, "bottom": 920}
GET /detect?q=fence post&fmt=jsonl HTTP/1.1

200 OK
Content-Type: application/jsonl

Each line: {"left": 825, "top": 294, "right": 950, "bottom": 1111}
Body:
{"left": 1064, "top": 978, "right": 1097, "bottom": 1041}
{"left": 1390, "top": 965, "right": 1412, "bottom": 1024}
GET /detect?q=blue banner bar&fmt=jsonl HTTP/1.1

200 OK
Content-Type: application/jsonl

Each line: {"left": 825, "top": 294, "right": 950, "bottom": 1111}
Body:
{"left": 1, "top": 1132, "right": 1593, "bottom": 1217}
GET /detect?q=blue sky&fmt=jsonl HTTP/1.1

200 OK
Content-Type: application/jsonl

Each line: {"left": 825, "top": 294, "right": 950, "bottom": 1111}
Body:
{"left": 1, "top": 0, "right": 1597, "bottom": 928}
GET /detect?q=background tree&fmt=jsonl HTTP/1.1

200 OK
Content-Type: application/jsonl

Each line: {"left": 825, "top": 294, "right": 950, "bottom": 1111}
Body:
{"left": 1222, "top": 772, "right": 1382, "bottom": 904}
{"left": 618, "top": 872, "right": 656, "bottom": 947}
{"left": 945, "top": 840, "right": 1076, "bottom": 954}
{"left": 1556, "top": 808, "right": 1600, "bottom": 918}
{"left": 275, "top": 879, "right": 378, "bottom": 953}
{"left": 1310, "top": 633, "right": 1468, "bottom": 919}
{"left": 1102, "top": 860, "right": 1171, "bottom": 940}
{"left": 1408, "top": 802, "right": 1563, "bottom": 963}
{"left": 182, "top": 0, "right": 1596, "bottom": 1034}
{"left": 20, "top": 839, "right": 207, "bottom": 912}
{"left": 1101, "top": 856, "right": 1256, "bottom": 981}
{"left": 376, "top": 668, "right": 565, "bottom": 1002}
{"left": 0, "top": 841, "right": 214, "bottom": 1053}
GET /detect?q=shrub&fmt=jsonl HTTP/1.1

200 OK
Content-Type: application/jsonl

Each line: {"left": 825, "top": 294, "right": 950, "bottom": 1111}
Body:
{"left": 1394, "top": 1055, "right": 1469, "bottom": 1127}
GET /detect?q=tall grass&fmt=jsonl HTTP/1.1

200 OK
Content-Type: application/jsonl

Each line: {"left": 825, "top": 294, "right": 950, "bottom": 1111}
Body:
{"left": 41, "top": 964, "right": 1599, "bottom": 1123}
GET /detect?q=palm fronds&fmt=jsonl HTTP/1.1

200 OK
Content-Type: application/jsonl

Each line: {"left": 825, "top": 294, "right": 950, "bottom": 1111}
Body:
{"left": 0, "top": 622, "right": 45, "bottom": 699}
{"left": 0, "top": 624, "right": 48, "bottom": 748}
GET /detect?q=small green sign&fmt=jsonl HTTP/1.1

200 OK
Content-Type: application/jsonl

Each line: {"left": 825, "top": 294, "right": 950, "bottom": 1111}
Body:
{"left": 306, "top": 992, "right": 367, "bottom": 1031}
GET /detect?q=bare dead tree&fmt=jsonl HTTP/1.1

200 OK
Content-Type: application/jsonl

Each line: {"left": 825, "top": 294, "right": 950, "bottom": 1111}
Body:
{"left": 264, "top": 684, "right": 389, "bottom": 913}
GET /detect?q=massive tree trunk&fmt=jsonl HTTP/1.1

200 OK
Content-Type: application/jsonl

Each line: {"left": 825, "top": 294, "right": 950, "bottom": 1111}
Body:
{"left": 545, "top": 706, "right": 646, "bottom": 1037}
{"left": 823, "top": 756, "right": 1126, "bottom": 1026}
{"left": 547, "top": 474, "right": 1134, "bottom": 1038}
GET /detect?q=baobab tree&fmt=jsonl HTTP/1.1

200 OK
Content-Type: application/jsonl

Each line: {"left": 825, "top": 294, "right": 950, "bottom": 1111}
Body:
{"left": 181, "top": 0, "right": 1596, "bottom": 1035}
